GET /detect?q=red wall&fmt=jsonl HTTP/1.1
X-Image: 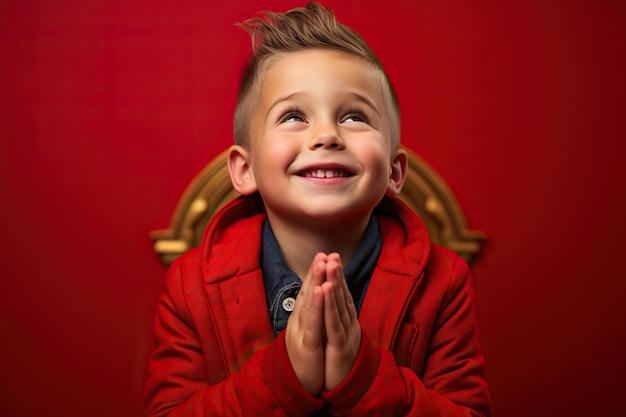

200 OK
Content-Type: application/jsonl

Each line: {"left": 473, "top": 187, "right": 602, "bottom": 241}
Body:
{"left": 1, "top": 1, "right": 625, "bottom": 416}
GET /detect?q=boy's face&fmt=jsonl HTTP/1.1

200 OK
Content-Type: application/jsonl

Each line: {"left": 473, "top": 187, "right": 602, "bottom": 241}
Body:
{"left": 233, "top": 49, "right": 405, "bottom": 226}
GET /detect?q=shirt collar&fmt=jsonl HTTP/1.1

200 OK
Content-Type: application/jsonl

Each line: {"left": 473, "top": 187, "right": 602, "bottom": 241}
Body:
{"left": 261, "top": 216, "right": 382, "bottom": 335}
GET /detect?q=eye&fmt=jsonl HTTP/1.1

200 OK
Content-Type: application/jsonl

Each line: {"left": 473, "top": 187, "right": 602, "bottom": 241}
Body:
{"left": 278, "top": 109, "right": 307, "bottom": 124}
{"left": 341, "top": 108, "right": 370, "bottom": 124}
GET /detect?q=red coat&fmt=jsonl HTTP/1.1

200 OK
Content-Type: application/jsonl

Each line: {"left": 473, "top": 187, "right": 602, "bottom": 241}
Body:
{"left": 144, "top": 194, "right": 491, "bottom": 416}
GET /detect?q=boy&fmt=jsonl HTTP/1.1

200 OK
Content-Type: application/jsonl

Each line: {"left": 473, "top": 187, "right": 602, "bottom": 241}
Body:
{"left": 144, "top": 3, "right": 491, "bottom": 416}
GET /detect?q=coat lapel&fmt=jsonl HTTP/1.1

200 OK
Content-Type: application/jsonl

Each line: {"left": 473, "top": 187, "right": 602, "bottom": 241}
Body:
{"left": 201, "top": 195, "right": 275, "bottom": 376}
{"left": 359, "top": 204, "right": 430, "bottom": 350}
{"left": 359, "top": 269, "right": 424, "bottom": 350}
{"left": 205, "top": 271, "right": 274, "bottom": 375}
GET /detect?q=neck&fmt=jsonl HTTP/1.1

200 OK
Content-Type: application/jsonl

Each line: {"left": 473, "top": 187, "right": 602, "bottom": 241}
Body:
{"left": 267, "top": 214, "right": 371, "bottom": 279}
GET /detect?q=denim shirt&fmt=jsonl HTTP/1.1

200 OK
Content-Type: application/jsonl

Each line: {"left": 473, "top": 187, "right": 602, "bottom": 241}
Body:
{"left": 261, "top": 217, "right": 382, "bottom": 336}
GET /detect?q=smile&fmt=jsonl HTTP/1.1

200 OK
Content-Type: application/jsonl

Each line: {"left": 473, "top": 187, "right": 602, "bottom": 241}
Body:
{"left": 299, "top": 169, "right": 352, "bottom": 178}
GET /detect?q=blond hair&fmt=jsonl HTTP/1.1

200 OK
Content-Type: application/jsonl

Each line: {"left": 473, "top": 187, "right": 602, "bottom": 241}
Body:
{"left": 233, "top": 2, "right": 400, "bottom": 149}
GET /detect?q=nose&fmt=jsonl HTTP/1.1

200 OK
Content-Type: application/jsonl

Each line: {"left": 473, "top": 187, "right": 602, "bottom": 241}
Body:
{"left": 309, "top": 124, "right": 345, "bottom": 150}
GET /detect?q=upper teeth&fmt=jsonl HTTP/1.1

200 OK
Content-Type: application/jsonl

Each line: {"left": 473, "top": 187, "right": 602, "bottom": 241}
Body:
{"left": 304, "top": 169, "right": 348, "bottom": 178}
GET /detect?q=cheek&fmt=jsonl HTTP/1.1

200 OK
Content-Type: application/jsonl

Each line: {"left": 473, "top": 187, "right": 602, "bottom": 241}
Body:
{"left": 266, "top": 136, "right": 301, "bottom": 160}
{"left": 359, "top": 142, "right": 391, "bottom": 173}
{"left": 250, "top": 145, "right": 289, "bottom": 179}
{"left": 269, "top": 137, "right": 296, "bottom": 159}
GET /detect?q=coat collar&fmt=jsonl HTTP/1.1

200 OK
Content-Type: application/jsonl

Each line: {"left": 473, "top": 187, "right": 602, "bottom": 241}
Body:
{"left": 200, "top": 193, "right": 430, "bottom": 280}
{"left": 199, "top": 193, "right": 431, "bottom": 356}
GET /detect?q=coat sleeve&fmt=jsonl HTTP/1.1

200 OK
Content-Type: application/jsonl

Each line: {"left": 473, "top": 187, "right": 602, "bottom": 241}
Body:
{"left": 322, "top": 253, "right": 492, "bottom": 417}
{"left": 142, "top": 256, "right": 325, "bottom": 417}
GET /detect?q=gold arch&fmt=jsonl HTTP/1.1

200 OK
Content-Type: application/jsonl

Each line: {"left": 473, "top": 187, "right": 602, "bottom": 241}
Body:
{"left": 151, "top": 148, "right": 484, "bottom": 265}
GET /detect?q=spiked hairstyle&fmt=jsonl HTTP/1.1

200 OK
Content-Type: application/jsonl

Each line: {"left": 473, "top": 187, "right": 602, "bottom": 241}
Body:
{"left": 233, "top": 2, "right": 400, "bottom": 149}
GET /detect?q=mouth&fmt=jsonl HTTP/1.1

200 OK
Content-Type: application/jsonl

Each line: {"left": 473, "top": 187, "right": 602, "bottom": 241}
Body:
{"left": 298, "top": 169, "right": 353, "bottom": 178}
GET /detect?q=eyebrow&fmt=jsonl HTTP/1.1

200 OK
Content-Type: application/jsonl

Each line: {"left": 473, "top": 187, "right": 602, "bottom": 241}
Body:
{"left": 347, "top": 92, "right": 380, "bottom": 114}
{"left": 265, "top": 92, "right": 302, "bottom": 118}
{"left": 265, "top": 91, "right": 381, "bottom": 118}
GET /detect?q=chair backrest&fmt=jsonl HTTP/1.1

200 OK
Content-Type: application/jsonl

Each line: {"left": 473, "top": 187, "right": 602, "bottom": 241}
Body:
{"left": 151, "top": 148, "right": 484, "bottom": 266}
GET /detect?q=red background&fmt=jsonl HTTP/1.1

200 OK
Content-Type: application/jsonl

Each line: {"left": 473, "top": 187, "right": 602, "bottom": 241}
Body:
{"left": 1, "top": 1, "right": 625, "bottom": 416}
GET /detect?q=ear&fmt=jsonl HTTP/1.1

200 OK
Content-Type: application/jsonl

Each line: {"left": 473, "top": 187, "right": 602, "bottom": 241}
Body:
{"left": 386, "top": 148, "right": 408, "bottom": 196}
{"left": 227, "top": 145, "right": 258, "bottom": 195}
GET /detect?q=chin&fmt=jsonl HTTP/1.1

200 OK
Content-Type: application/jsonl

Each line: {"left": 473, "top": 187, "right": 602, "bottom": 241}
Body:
{"left": 304, "top": 204, "right": 375, "bottom": 224}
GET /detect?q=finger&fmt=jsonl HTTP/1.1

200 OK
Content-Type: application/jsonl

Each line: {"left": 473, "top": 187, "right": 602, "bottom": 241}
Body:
{"left": 295, "top": 253, "right": 327, "bottom": 312}
{"left": 285, "top": 283, "right": 325, "bottom": 396}
{"left": 302, "top": 286, "right": 325, "bottom": 349}
{"left": 326, "top": 254, "right": 357, "bottom": 326}
{"left": 322, "top": 281, "right": 344, "bottom": 341}
{"left": 285, "top": 257, "right": 327, "bottom": 395}
{"left": 290, "top": 253, "right": 327, "bottom": 345}
{"left": 305, "top": 253, "right": 328, "bottom": 289}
